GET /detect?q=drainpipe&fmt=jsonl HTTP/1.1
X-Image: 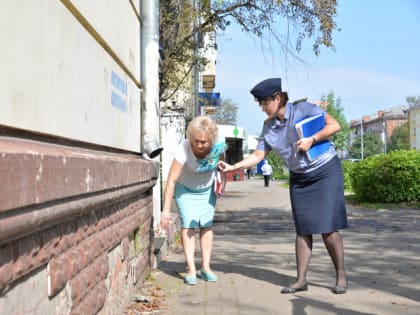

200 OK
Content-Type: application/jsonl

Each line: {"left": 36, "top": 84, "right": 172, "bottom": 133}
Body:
{"left": 140, "top": 0, "right": 163, "bottom": 158}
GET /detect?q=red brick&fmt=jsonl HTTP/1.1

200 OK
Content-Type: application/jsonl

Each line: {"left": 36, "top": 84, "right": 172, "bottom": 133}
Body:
{"left": 121, "top": 237, "right": 129, "bottom": 260}
{"left": 67, "top": 248, "right": 81, "bottom": 279}
{"left": 70, "top": 281, "right": 107, "bottom": 315}
{"left": 48, "top": 256, "right": 68, "bottom": 297}
{"left": 69, "top": 276, "right": 82, "bottom": 303}
{"left": 0, "top": 244, "right": 14, "bottom": 288}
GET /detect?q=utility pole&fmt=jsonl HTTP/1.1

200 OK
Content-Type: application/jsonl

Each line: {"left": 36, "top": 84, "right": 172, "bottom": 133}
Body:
{"left": 382, "top": 119, "right": 387, "bottom": 154}
{"left": 360, "top": 118, "right": 364, "bottom": 160}
{"left": 192, "top": 0, "right": 200, "bottom": 117}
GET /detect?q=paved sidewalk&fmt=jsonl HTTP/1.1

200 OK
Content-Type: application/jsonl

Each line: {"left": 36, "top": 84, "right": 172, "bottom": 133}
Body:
{"left": 153, "top": 178, "right": 420, "bottom": 315}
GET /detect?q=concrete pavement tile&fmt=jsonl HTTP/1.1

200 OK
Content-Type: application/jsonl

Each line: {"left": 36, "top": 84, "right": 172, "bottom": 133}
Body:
{"left": 154, "top": 179, "right": 420, "bottom": 315}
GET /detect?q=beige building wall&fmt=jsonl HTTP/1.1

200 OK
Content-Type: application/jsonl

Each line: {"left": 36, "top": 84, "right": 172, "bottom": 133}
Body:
{"left": 0, "top": 0, "right": 141, "bottom": 152}
{"left": 408, "top": 106, "right": 420, "bottom": 149}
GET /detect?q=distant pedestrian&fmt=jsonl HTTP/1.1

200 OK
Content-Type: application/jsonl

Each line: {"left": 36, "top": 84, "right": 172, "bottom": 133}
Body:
{"left": 246, "top": 168, "right": 252, "bottom": 179}
{"left": 261, "top": 160, "right": 273, "bottom": 187}
{"left": 160, "top": 116, "right": 227, "bottom": 285}
{"left": 218, "top": 77, "right": 348, "bottom": 294}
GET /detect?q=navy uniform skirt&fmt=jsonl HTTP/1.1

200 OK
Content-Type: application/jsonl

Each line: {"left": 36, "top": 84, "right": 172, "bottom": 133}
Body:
{"left": 289, "top": 156, "right": 348, "bottom": 235}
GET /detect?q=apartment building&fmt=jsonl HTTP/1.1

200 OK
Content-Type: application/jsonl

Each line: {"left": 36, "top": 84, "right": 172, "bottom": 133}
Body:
{"left": 349, "top": 105, "right": 408, "bottom": 153}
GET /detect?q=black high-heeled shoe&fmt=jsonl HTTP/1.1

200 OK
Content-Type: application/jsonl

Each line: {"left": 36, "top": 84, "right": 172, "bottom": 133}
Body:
{"left": 332, "top": 285, "right": 347, "bottom": 294}
{"left": 281, "top": 283, "right": 308, "bottom": 294}
{"left": 332, "top": 279, "right": 348, "bottom": 294}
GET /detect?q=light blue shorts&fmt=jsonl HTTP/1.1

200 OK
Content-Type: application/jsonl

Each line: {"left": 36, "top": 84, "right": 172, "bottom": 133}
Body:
{"left": 175, "top": 182, "right": 217, "bottom": 228}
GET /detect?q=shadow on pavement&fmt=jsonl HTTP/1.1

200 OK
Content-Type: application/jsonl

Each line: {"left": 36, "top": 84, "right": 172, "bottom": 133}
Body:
{"left": 155, "top": 179, "right": 420, "bottom": 314}
{"left": 289, "top": 296, "right": 376, "bottom": 315}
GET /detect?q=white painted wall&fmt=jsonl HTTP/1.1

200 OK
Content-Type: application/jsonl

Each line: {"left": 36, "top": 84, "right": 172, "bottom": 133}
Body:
{"left": 217, "top": 124, "right": 246, "bottom": 149}
{"left": 217, "top": 125, "right": 246, "bottom": 140}
{"left": 247, "top": 134, "right": 259, "bottom": 152}
{"left": 70, "top": 0, "right": 140, "bottom": 80}
{"left": 161, "top": 113, "right": 186, "bottom": 184}
{"left": 158, "top": 112, "right": 186, "bottom": 228}
{"left": 0, "top": 0, "right": 141, "bottom": 152}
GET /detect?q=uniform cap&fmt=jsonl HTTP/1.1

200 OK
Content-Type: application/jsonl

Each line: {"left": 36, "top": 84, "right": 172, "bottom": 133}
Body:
{"left": 250, "top": 78, "right": 282, "bottom": 101}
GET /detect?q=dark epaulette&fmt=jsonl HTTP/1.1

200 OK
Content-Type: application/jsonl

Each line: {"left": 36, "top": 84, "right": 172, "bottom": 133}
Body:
{"left": 263, "top": 117, "right": 273, "bottom": 124}
{"left": 292, "top": 98, "right": 307, "bottom": 105}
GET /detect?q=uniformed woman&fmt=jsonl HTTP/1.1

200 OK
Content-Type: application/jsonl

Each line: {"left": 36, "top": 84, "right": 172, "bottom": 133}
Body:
{"left": 218, "top": 78, "right": 348, "bottom": 294}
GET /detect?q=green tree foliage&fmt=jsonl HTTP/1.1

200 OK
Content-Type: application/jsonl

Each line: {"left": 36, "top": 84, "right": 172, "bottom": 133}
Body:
{"left": 388, "top": 122, "right": 409, "bottom": 151}
{"left": 210, "top": 98, "right": 238, "bottom": 125}
{"left": 159, "top": 0, "right": 338, "bottom": 101}
{"left": 321, "top": 91, "right": 348, "bottom": 151}
{"left": 349, "top": 133, "right": 383, "bottom": 159}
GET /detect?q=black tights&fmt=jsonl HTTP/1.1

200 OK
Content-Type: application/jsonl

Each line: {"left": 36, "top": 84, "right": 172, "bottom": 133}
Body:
{"left": 292, "top": 232, "right": 347, "bottom": 288}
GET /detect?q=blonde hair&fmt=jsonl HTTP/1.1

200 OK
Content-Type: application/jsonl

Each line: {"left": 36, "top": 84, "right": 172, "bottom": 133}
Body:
{"left": 187, "top": 116, "right": 218, "bottom": 145}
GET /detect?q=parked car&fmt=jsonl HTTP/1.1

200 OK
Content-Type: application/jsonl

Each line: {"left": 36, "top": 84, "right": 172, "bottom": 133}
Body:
{"left": 345, "top": 158, "right": 361, "bottom": 162}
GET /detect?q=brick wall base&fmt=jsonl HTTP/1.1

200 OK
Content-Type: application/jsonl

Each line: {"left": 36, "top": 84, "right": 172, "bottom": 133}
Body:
{"left": 0, "top": 129, "right": 159, "bottom": 315}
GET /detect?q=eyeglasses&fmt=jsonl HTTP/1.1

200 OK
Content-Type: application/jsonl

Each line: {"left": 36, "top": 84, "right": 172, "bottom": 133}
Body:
{"left": 259, "top": 98, "right": 274, "bottom": 107}
{"left": 258, "top": 94, "right": 280, "bottom": 107}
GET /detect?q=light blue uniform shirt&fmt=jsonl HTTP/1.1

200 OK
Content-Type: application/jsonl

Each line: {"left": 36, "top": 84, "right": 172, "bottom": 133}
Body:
{"left": 256, "top": 101, "right": 336, "bottom": 173}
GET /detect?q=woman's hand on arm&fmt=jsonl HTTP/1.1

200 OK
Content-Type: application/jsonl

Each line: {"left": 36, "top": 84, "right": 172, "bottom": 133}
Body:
{"left": 297, "top": 113, "right": 340, "bottom": 152}
{"left": 160, "top": 159, "right": 182, "bottom": 229}
{"left": 217, "top": 150, "right": 266, "bottom": 173}
{"left": 217, "top": 160, "right": 234, "bottom": 172}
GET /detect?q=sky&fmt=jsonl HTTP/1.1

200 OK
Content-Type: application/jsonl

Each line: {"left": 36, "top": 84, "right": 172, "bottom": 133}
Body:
{"left": 215, "top": 0, "right": 420, "bottom": 135}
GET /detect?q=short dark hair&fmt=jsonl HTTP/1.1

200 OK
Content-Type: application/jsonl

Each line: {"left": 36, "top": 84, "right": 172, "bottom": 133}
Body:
{"left": 281, "top": 92, "right": 289, "bottom": 106}
{"left": 260, "top": 92, "right": 288, "bottom": 107}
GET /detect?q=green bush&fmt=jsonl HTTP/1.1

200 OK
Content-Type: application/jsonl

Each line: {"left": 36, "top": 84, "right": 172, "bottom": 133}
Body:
{"left": 341, "top": 160, "right": 356, "bottom": 191}
{"left": 350, "top": 150, "right": 420, "bottom": 202}
{"left": 273, "top": 169, "right": 289, "bottom": 180}
{"left": 266, "top": 151, "right": 289, "bottom": 180}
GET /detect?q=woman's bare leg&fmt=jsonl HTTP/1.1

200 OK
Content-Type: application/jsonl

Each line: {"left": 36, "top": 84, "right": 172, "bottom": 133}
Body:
{"left": 181, "top": 228, "right": 196, "bottom": 276}
{"left": 199, "top": 227, "right": 213, "bottom": 273}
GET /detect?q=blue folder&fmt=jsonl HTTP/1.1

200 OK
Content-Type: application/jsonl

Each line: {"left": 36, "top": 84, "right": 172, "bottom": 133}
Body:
{"left": 295, "top": 113, "right": 330, "bottom": 161}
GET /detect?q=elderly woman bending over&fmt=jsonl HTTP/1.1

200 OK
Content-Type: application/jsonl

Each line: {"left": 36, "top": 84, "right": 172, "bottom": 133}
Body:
{"left": 160, "top": 116, "right": 227, "bottom": 285}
